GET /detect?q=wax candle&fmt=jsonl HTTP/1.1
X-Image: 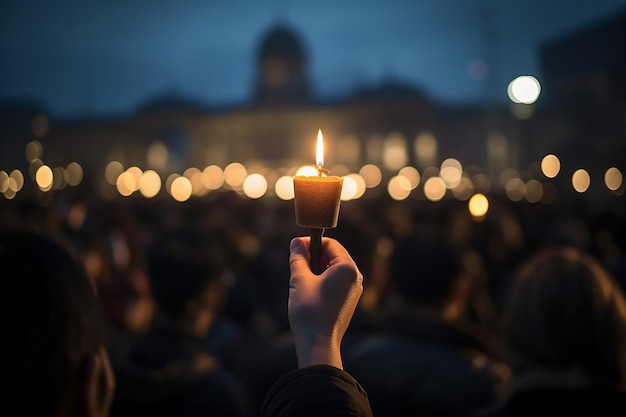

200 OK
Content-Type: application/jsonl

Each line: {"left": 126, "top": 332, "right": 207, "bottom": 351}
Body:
{"left": 293, "top": 130, "right": 343, "bottom": 274}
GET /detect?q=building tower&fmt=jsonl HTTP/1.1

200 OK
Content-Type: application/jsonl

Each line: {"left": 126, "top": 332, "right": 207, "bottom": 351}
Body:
{"left": 255, "top": 23, "right": 311, "bottom": 104}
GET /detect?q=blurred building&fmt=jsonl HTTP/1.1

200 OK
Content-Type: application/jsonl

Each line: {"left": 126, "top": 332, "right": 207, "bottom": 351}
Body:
{"left": 1, "top": 15, "right": 624, "bottom": 201}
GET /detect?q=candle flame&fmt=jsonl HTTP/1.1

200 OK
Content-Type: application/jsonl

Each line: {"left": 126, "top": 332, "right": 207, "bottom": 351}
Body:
{"left": 316, "top": 129, "right": 324, "bottom": 168}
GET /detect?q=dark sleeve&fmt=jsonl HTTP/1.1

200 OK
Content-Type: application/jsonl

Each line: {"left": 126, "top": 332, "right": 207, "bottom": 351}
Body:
{"left": 260, "top": 365, "right": 373, "bottom": 417}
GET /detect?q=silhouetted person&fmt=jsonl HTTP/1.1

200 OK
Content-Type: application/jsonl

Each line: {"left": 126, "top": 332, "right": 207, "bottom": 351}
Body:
{"left": 480, "top": 245, "right": 626, "bottom": 416}
{"left": 344, "top": 230, "right": 510, "bottom": 417}
{"left": 3, "top": 227, "right": 115, "bottom": 417}
{"left": 109, "top": 229, "right": 249, "bottom": 417}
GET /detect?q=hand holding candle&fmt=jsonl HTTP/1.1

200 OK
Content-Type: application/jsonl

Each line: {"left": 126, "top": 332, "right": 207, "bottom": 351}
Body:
{"left": 293, "top": 130, "right": 343, "bottom": 274}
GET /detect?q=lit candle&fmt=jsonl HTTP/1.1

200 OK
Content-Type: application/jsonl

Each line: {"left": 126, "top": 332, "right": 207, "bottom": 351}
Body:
{"left": 293, "top": 130, "right": 343, "bottom": 274}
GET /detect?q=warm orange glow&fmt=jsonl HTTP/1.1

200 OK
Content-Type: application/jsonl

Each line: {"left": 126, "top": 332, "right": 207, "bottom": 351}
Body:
{"left": 224, "top": 162, "right": 247, "bottom": 188}
{"left": 316, "top": 129, "right": 324, "bottom": 168}
{"left": 296, "top": 165, "right": 319, "bottom": 177}
{"left": 36, "top": 165, "right": 53, "bottom": 191}
{"left": 359, "top": 164, "right": 382, "bottom": 188}
{"left": 424, "top": 177, "right": 446, "bottom": 202}
{"left": 572, "top": 169, "right": 590, "bottom": 193}
{"left": 340, "top": 175, "right": 358, "bottom": 201}
{"left": 541, "top": 154, "right": 560, "bottom": 178}
{"left": 604, "top": 167, "right": 622, "bottom": 191}
{"left": 202, "top": 165, "right": 224, "bottom": 190}
{"left": 387, "top": 176, "right": 411, "bottom": 201}
{"left": 468, "top": 193, "right": 489, "bottom": 217}
{"left": 398, "top": 166, "right": 420, "bottom": 190}
{"left": 275, "top": 175, "right": 295, "bottom": 200}
{"left": 243, "top": 173, "right": 268, "bottom": 199}
{"left": 139, "top": 170, "right": 161, "bottom": 198}
{"left": 171, "top": 176, "right": 192, "bottom": 202}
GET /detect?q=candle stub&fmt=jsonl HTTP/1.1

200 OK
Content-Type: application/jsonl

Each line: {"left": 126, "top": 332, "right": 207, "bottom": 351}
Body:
{"left": 293, "top": 175, "right": 343, "bottom": 228}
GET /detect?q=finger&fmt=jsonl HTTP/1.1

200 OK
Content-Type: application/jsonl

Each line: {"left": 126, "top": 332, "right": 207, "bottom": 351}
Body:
{"left": 322, "top": 237, "right": 357, "bottom": 267}
{"left": 289, "top": 237, "right": 311, "bottom": 275}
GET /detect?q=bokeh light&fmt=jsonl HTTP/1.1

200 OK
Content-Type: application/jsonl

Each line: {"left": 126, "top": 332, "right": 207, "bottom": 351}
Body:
{"left": 146, "top": 141, "right": 168, "bottom": 170}
{"left": 440, "top": 158, "right": 463, "bottom": 188}
{"left": 387, "top": 176, "right": 411, "bottom": 201}
{"left": 139, "top": 170, "right": 161, "bottom": 198}
{"left": 414, "top": 131, "right": 438, "bottom": 167}
{"left": 275, "top": 175, "right": 295, "bottom": 200}
{"left": 423, "top": 176, "right": 446, "bottom": 202}
{"left": 604, "top": 167, "right": 622, "bottom": 191}
{"left": 296, "top": 165, "right": 319, "bottom": 177}
{"left": 0, "top": 171, "right": 8, "bottom": 193}
{"left": 105, "top": 161, "right": 124, "bottom": 185}
{"left": 525, "top": 179, "right": 543, "bottom": 203}
{"left": 541, "top": 154, "right": 560, "bottom": 178}
{"left": 383, "top": 133, "right": 408, "bottom": 170}
{"left": 171, "top": 176, "right": 192, "bottom": 202}
{"left": 9, "top": 170, "right": 24, "bottom": 192}
{"left": 202, "top": 165, "right": 225, "bottom": 190}
{"left": 36, "top": 165, "right": 53, "bottom": 191}
{"left": 65, "top": 162, "right": 83, "bottom": 186}
{"left": 468, "top": 193, "right": 489, "bottom": 217}
{"left": 572, "top": 169, "right": 590, "bottom": 193}
{"left": 224, "top": 162, "right": 247, "bottom": 188}
{"left": 184, "top": 167, "right": 205, "bottom": 196}
{"left": 508, "top": 75, "right": 541, "bottom": 104}
{"left": 25, "top": 140, "right": 43, "bottom": 162}
{"left": 243, "top": 173, "right": 268, "bottom": 199}
{"left": 341, "top": 175, "right": 358, "bottom": 201}
{"left": 398, "top": 166, "right": 420, "bottom": 190}
{"left": 345, "top": 173, "right": 366, "bottom": 199}
{"left": 359, "top": 164, "right": 382, "bottom": 188}
{"left": 505, "top": 177, "right": 526, "bottom": 202}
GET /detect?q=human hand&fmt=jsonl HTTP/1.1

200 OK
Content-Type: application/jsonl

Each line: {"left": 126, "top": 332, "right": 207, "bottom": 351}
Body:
{"left": 288, "top": 236, "right": 364, "bottom": 369}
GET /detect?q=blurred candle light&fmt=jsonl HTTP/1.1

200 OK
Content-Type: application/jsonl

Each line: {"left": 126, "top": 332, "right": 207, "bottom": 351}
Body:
{"left": 243, "top": 173, "right": 268, "bottom": 199}
{"left": 36, "top": 165, "right": 53, "bottom": 191}
{"left": 572, "top": 169, "right": 590, "bottom": 193}
{"left": 541, "top": 154, "right": 560, "bottom": 178}
{"left": 468, "top": 193, "right": 489, "bottom": 218}
{"left": 139, "top": 170, "right": 161, "bottom": 198}
{"left": 275, "top": 176, "right": 295, "bottom": 200}
{"left": 604, "top": 167, "right": 622, "bottom": 191}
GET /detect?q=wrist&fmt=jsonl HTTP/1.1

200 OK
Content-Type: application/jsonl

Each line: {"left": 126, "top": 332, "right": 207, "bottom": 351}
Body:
{"left": 293, "top": 332, "right": 343, "bottom": 369}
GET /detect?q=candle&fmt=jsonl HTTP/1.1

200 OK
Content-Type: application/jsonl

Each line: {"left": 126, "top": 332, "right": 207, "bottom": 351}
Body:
{"left": 293, "top": 130, "right": 343, "bottom": 274}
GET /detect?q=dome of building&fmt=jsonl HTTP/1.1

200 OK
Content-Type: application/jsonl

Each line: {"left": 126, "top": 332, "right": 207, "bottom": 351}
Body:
{"left": 255, "top": 23, "right": 311, "bottom": 103}
{"left": 258, "top": 24, "right": 306, "bottom": 60}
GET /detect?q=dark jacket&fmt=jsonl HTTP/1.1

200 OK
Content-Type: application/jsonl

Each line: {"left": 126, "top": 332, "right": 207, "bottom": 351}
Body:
{"left": 261, "top": 365, "right": 373, "bottom": 417}
{"left": 344, "top": 310, "right": 510, "bottom": 417}
{"left": 109, "top": 316, "right": 249, "bottom": 417}
{"left": 478, "top": 368, "right": 626, "bottom": 417}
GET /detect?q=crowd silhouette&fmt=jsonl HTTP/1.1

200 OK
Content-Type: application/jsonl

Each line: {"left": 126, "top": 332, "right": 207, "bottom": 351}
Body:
{"left": 3, "top": 186, "right": 626, "bottom": 416}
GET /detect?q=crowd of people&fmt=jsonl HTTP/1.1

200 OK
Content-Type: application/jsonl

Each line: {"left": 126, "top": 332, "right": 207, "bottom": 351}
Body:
{"left": 3, "top": 186, "right": 626, "bottom": 416}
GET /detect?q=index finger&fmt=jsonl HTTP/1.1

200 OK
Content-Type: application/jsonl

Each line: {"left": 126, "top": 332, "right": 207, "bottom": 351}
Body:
{"left": 322, "top": 237, "right": 357, "bottom": 269}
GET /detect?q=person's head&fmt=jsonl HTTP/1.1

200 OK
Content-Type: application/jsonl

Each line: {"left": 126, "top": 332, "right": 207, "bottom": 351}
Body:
{"left": 390, "top": 231, "right": 467, "bottom": 317}
{"left": 3, "top": 227, "right": 114, "bottom": 417}
{"left": 146, "top": 228, "right": 229, "bottom": 331}
{"left": 502, "top": 245, "right": 626, "bottom": 388}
